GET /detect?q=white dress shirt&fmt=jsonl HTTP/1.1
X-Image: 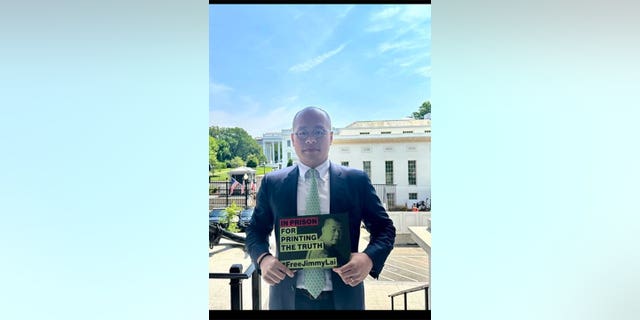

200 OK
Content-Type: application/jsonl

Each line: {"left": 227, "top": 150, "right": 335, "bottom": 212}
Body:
{"left": 295, "top": 159, "right": 333, "bottom": 291}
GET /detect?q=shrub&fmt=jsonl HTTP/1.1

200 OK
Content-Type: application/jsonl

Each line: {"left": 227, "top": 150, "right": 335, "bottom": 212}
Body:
{"left": 221, "top": 202, "right": 242, "bottom": 232}
{"left": 246, "top": 154, "right": 259, "bottom": 168}
{"left": 229, "top": 156, "right": 245, "bottom": 168}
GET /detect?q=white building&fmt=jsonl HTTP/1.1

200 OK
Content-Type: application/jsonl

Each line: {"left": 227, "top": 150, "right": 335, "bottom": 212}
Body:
{"left": 329, "top": 119, "right": 431, "bottom": 209}
{"left": 257, "top": 118, "right": 431, "bottom": 209}
{"left": 256, "top": 129, "right": 296, "bottom": 169}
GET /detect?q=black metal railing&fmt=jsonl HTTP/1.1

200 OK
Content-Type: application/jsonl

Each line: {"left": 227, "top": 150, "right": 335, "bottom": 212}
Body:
{"left": 209, "top": 263, "right": 261, "bottom": 310}
{"left": 209, "top": 179, "right": 259, "bottom": 209}
{"left": 209, "top": 223, "right": 247, "bottom": 248}
{"left": 388, "top": 283, "right": 429, "bottom": 310}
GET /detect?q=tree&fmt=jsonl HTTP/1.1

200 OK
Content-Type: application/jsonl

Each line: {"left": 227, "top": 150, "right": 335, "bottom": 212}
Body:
{"left": 411, "top": 101, "right": 431, "bottom": 119}
{"left": 229, "top": 156, "right": 245, "bottom": 168}
{"left": 287, "top": 158, "right": 293, "bottom": 167}
{"left": 209, "top": 126, "right": 265, "bottom": 163}
{"left": 221, "top": 202, "right": 242, "bottom": 232}
{"left": 246, "top": 154, "right": 259, "bottom": 168}
{"left": 209, "top": 136, "right": 220, "bottom": 172}
{"left": 216, "top": 139, "right": 232, "bottom": 163}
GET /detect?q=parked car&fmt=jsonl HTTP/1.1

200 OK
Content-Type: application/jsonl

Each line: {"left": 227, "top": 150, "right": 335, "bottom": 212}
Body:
{"left": 237, "top": 207, "right": 255, "bottom": 232}
{"left": 209, "top": 208, "right": 228, "bottom": 228}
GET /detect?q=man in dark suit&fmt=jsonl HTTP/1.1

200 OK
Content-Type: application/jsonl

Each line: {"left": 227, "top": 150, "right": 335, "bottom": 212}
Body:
{"left": 245, "top": 106, "right": 396, "bottom": 310}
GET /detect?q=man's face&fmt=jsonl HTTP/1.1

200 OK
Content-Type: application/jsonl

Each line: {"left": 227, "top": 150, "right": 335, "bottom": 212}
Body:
{"left": 291, "top": 109, "right": 333, "bottom": 169}
{"left": 320, "top": 219, "right": 342, "bottom": 246}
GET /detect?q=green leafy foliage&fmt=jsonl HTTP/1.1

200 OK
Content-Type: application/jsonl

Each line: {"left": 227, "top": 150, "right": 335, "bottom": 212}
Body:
{"left": 229, "top": 156, "right": 245, "bottom": 168}
{"left": 209, "top": 126, "right": 266, "bottom": 164}
{"left": 246, "top": 154, "right": 259, "bottom": 168}
{"left": 209, "top": 136, "right": 220, "bottom": 171}
{"left": 411, "top": 101, "right": 431, "bottom": 119}
{"left": 221, "top": 202, "right": 242, "bottom": 232}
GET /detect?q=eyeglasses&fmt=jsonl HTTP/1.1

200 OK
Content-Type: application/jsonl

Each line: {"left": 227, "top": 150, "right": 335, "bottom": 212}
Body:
{"left": 294, "top": 129, "right": 328, "bottom": 139}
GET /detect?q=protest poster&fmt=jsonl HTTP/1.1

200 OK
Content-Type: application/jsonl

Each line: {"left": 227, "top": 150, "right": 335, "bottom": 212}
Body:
{"left": 276, "top": 213, "right": 351, "bottom": 270}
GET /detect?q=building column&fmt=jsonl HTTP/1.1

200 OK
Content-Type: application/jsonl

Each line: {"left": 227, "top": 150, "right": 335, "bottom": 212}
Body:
{"left": 262, "top": 143, "right": 267, "bottom": 164}
{"left": 269, "top": 142, "right": 273, "bottom": 164}
{"left": 278, "top": 141, "right": 282, "bottom": 163}
{"left": 271, "top": 142, "right": 275, "bottom": 164}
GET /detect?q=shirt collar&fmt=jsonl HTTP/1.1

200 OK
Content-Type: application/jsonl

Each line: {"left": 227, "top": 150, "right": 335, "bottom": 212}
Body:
{"left": 298, "top": 159, "right": 330, "bottom": 182}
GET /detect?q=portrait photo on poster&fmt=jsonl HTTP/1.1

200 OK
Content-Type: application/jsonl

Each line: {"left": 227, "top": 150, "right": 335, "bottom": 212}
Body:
{"left": 276, "top": 213, "right": 351, "bottom": 270}
{"left": 209, "top": 3, "right": 431, "bottom": 316}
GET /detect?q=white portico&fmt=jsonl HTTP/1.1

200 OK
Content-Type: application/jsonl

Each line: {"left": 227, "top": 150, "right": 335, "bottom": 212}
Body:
{"left": 257, "top": 129, "right": 295, "bottom": 169}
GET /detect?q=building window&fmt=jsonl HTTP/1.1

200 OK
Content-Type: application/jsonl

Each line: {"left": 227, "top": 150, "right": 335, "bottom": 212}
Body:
{"left": 409, "top": 193, "right": 418, "bottom": 200}
{"left": 361, "top": 147, "right": 371, "bottom": 153}
{"left": 408, "top": 160, "right": 416, "bottom": 185}
{"left": 363, "top": 161, "right": 371, "bottom": 177}
{"left": 384, "top": 146, "right": 393, "bottom": 152}
{"left": 340, "top": 147, "right": 350, "bottom": 153}
{"left": 287, "top": 140, "right": 291, "bottom": 147}
{"left": 381, "top": 131, "right": 391, "bottom": 134}
{"left": 403, "top": 130, "right": 414, "bottom": 134}
{"left": 385, "top": 161, "right": 394, "bottom": 185}
{"left": 341, "top": 161, "right": 349, "bottom": 167}
{"left": 360, "top": 132, "right": 370, "bottom": 135}
{"left": 386, "top": 193, "right": 396, "bottom": 208}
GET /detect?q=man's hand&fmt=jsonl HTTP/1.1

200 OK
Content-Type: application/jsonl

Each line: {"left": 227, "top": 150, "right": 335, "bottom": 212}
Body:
{"left": 259, "top": 254, "right": 295, "bottom": 285}
{"left": 332, "top": 252, "right": 373, "bottom": 287}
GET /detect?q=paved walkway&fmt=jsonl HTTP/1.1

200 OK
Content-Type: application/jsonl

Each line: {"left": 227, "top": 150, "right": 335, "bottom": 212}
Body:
{"left": 209, "top": 229, "right": 430, "bottom": 310}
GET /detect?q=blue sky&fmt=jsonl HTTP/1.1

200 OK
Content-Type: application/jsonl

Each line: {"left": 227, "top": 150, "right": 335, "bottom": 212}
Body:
{"left": 210, "top": 4, "right": 431, "bottom": 137}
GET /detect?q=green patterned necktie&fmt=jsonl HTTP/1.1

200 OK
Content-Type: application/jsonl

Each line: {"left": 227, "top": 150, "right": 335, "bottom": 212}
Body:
{"left": 306, "top": 168, "right": 321, "bottom": 215}
{"left": 304, "top": 168, "right": 324, "bottom": 299}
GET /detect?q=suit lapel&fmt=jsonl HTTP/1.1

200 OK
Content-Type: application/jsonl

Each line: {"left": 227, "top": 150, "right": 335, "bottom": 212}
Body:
{"left": 329, "top": 162, "right": 348, "bottom": 214}
{"left": 281, "top": 166, "right": 299, "bottom": 218}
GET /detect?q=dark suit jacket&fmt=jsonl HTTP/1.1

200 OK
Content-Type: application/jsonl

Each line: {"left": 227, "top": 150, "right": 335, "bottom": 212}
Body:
{"left": 245, "top": 162, "right": 396, "bottom": 310}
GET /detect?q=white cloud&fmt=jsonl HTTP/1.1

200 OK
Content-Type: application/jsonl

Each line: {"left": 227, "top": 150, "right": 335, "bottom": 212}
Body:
{"left": 400, "top": 5, "right": 430, "bottom": 23}
{"left": 284, "top": 95, "right": 299, "bottom": 103}
{"left": 366, "top": 5, "right": 429, "bottom": 37}
{"left": 210, "top": 84, "right": 266, "bottom": 136}
{"left": 289, "top": 43, "right": 347, "bottom": 73}
{"left": 338, "top": 5, "right": 355, "bottom": 20}
{"left": 370, "top": 6, "right": 401, "bottom": 21}
{"left": 367, "top": 5, "right": 431, "bottom": 75}
{"left": 378, "top": 41, "right": 428, "bottom": 53}
{"left": 210, "top": 82, "right": 233, "bottom": 94}
{"left": 209, "top": 91, "right": 303, "bottom": 137}
{"left": 415, "top": 66, "right": 431, "bottom": 78}
{"left": 366, "top": 6, "right": 402, "bottom": 33}
{"left": 289, "top": 6, "right": 354, "bottom": 56}
{"left": 209, "top": 106, "right": 298, "bottom": 138}
{"left": 365, "top": 23, "right": 394, "bottom": 33}
{"left": 392, "top": 51, "right": 430, "bottom": 67}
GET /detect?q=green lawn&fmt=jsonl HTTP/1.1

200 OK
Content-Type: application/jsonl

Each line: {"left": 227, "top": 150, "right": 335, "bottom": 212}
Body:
{"left": 254, "top": 166, "right": 273, "bottom": 175}
{"left": 210, "top": 168, "right": 231, "bottom": 180}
